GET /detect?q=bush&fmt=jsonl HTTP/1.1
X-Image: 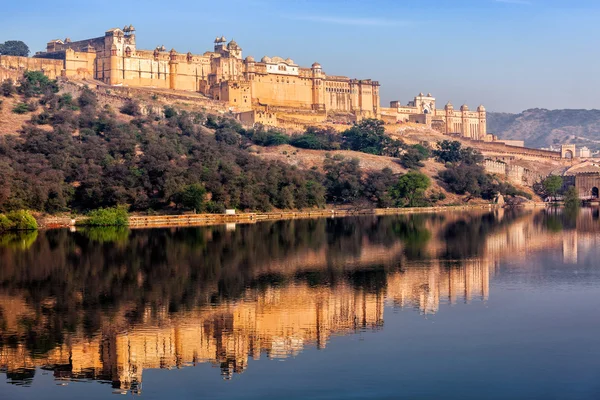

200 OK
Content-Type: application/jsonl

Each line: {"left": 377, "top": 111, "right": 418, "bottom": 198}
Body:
{"left": 1, "top": 79, "right": 16, "bottom": 97}
{"left": 4, "top": 210, "right": 38, "bottom": 230}
{"left": 0, "top": 214, "right": 11, "bottom": 232}
{"left": 84, "top": 206, "right": 129, "bottom": 226}
{"left": 12, "top": 102, "right": 29, "bottom": 114}
{"left": 120, "top": 99, "right": 141, "bottom": 116}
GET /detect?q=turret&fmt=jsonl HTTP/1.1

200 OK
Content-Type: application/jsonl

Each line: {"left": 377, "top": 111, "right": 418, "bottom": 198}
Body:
{"left": 169, "top": 48, "right": 178, "bottom": 90}
{"left": 311, "top": 62, "right": 324, "bottom": 110}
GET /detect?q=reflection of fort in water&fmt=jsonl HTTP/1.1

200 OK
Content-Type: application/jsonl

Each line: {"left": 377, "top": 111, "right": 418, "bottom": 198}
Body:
{"left": 1, "top": 209, "right": 598, "bottom": 392}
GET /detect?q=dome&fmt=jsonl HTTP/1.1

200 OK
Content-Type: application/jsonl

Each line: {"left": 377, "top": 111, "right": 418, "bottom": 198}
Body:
{"left": 311, "top": 62, "right": 321, "bottom": 69}
{"left": 445, "top": 101, "right": 454, "bottom": 110}
{"left": 129, "top": 25, "right": 135, "bottom": 31}
{"left": 419, "top": 92, "right": 424, "bottom": 96}
{"left": 227, "top": 39, "right": 239, "bottom": 49}
{"left": 170, "top": 48, "right": 176, "bottom": 54}
{"left": 285, "top": 58, "right": 294, "bottom": 64}
{"left": 477, "top": 104, "right": 486, "bottom": 112}
{"left": 220, "top": 36, "right": 226, "bottom": 42}
{"left": 261, "top": 56, "right": 272, "bottom": 63}
{"left": 214, "top": 37, "right": 220, "bottom": 43}
{"left": 460, "top": 104, "right": 469, "bottom": 111}
{"left": 427, "top": 93, "right": 432, "bottom": 97}
{"left": 245, "top": 55, "right": 255, "bottom": 62}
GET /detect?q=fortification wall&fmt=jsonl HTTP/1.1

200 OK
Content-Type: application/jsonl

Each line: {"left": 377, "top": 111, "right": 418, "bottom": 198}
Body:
{"left": 461, "top": 137, "right": 561, "bottom": 161}
{"left": 0, "top": 55, "right": 64, "bottom": 82}
{"left": 484, "top": 159, "right": 544, "bottom": 186}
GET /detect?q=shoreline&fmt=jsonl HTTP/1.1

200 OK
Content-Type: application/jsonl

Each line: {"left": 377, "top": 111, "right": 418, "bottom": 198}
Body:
{"left": 39, "top": 203, "right": 547, "bottom": 230}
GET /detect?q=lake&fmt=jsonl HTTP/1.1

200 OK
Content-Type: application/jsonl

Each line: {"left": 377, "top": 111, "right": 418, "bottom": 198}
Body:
{"left": 0, "top": 208, "right": 599, "bottom": 399}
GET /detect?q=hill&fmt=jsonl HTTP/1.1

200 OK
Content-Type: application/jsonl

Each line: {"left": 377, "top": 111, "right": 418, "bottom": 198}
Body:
{"left": 487, "top": 108, "right": 600, "bottom": 152}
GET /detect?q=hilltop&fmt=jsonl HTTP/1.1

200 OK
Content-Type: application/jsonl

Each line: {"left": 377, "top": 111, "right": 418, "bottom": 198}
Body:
{"left": 0, "top": 74, "right": 541, "bottom": 215}
{"left": 488, "top": 108, "right": 600, "bottom": 152}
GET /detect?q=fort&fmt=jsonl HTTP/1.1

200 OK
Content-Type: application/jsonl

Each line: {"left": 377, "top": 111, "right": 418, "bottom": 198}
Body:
{"left": 0, "top": 25, "right": 489, "bottom": 138}
{"left": 0, "top": 25, "right": 589, "bottom": 174}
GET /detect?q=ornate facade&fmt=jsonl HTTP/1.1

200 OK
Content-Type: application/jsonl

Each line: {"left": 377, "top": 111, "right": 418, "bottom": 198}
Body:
{"left": 381, "top": 93, "right": 487, "bottom": 139}
{"left": 34, "top": 26, "right": 380, "bottom": 117}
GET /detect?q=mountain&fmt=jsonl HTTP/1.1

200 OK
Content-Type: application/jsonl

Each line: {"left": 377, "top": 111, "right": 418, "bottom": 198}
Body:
{"left": 487, "top": 109, "right": 600, "bottom": 151}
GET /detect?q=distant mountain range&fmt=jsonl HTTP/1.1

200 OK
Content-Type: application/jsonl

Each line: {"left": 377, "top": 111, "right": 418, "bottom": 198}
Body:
{"left": 487, "top": 109, "right": 600, "bottom": 152}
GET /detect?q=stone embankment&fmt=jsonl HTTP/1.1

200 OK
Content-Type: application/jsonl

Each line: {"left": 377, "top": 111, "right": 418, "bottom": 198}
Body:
{"left": 39, "top": 204, "right": 549, "bottom": 230}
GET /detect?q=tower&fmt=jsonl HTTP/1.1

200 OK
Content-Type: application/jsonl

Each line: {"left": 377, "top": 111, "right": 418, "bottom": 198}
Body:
{"left": 214, "top": 36, "right": 227, "bottom": 54}
{"left": 227, "top": 40, "right": 242, "bottom": 59}
{"left": 477, "top": 105, "right": 487, "bottom": 139}
{"left": 311, "top": 62, "right": 325, "bottom": 111}
{"left": 444, "top": 101, "right": 454, "bottom": 135}
{"left": 169, "top": 48, "right": 178, "bottom": 90}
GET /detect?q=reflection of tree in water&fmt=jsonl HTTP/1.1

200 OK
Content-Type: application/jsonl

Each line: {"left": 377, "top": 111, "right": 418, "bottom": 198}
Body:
{"left": 0, "top": 211, "right": 529, "bottom": 362}
{"left": 440, "top": 210, "right": 522, "bottom": 259}
{"left": 0, "top": 231, "right": 38, "bottom": 251}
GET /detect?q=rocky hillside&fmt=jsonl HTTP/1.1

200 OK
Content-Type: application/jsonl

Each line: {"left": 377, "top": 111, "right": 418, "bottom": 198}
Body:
{"left": 487, "top": 109, "right": 600, "bottom": 151}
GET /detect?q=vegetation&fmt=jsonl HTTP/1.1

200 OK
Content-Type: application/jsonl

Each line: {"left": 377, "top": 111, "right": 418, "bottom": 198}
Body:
{"left": 564, "top": 186, "right": 580, "bottom": 208}
{"left": 0, "top": 210, "right": 38, "bottom": 231}
{"left": 541, "top": 175, "right": 563, "bottom": 201}
{"left": 391, "top": 172, "right": 431, "bottom": 207}
{"left": 289, "top": 126, "right": 340, "bottom": 150}
{"left": 180, "top": 183, "right": 207, "bottom": 213}
{"left": 0, "top": 40, "right": 30, "bottom": 57}
{"left": 1, "top": 79, "right": 16, "bottom": 97}
{"left": 84, "top": 206, "right": 129, "bottom": 226}
{"left": 434, "top": 140, "right": 530, "bottom": 201}
{"left": 399, "top": 144, "right": 430, "bottom": 169}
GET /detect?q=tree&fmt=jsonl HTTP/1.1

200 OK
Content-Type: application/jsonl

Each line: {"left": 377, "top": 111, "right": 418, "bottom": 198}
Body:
{"left": 433, "top": 140, "right": 462, "bottom": 163}
{"left": 181, "top": 184, "right": 207, "bottom": 213}
{"left": 323, "top": 155, "right": 362, "bottom": 204}
{"left": 391, "top": 171, "right": 431, "bottom": 207}
{"left": 399, "top": 145, "right": 429, "bottom": 169}
{"left": 542, "top": 175, "right": 563, "bottom": 201}
{"left": 341, "top": 119, "right": 386, "bottom": 154}
{"left": 0, "top": 40, "right": 30, "bottom": 57}
{"left": 564, "top": 186, "right": 580, "bottom": 208}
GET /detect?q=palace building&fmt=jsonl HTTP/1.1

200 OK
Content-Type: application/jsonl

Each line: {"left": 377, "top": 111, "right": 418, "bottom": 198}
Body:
{"left": 34, "top": 26, "right": 381, "bottom": 118}
{"left": 0, "top": 25, "right": 491, "bottom": 137}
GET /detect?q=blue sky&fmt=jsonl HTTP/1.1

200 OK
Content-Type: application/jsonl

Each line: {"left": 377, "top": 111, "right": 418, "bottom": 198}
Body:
{"left": 1, "top": 0, "right": 599, "bottom": 113}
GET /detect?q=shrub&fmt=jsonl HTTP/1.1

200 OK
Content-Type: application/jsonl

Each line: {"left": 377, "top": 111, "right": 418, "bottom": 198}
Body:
{"left": 120, "top": 99, "right": 141, "bottom": 116}
{"left": 12, "top": 102, "right": 29, "bottom": 114}
{"left": 0, "top": 214, "right": 11, "bottom": 232}
{"left": 1, "top": 79, "right": 16, "bottom": 97}
{"left": 85, "top": 206, "right": 129, "bottom": 226}
{"left": 5, "top": 210, "right": 38, "bottom": 230}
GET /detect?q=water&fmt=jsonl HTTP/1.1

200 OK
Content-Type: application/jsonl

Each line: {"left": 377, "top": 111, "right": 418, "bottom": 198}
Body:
{"left": 0, "top": 208, "right": 599, "bottom": 399}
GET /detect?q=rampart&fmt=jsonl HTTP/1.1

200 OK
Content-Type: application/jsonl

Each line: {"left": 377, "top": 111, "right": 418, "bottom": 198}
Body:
{"left": 0, "top": 55, "right": 64, "bottom": 82}
{"left": 484, "top": 159, "right": 544, "bottom": 185}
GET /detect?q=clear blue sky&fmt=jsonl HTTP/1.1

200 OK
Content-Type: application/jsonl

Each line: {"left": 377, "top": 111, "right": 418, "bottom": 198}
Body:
{"left": 1, "top": 0, "right": 599, "bottom": 113}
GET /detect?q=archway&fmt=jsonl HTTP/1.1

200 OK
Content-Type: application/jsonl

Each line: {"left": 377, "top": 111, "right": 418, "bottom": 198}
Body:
{"left": 592, "top": 187, "right": 599, "bottom": 198}
{"left": 564, "top": 150, "right": 573, "bottom": 159}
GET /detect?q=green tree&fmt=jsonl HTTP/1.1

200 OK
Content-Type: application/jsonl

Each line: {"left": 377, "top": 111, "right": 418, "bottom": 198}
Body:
{"left": 323, "top": 155, "right": 362, "bottom": 204}
{"left": 181, "top": 184, "right": 207, "bottom": 213}
{"left": 433, "top": 140, "right": 462, "bottom": 163}
{"left": 391, "top": 171, "right": 431, "bottom": 207}
{"left": 341, "top": 119, "right": 386, "bottom": 154}
{"left": 0, "top": 40, "right": 30, "bottom": 57}
{"left": 564, "top": 186, "right": 580, "bottom": 208}
{"left": 542, "top": 175, "right": 563, "bottom": 201}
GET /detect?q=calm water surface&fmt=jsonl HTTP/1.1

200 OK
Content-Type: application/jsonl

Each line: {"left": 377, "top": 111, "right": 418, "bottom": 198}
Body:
{"left": 0, "top": 208, "right": 599, "bottom": 399}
